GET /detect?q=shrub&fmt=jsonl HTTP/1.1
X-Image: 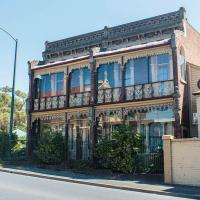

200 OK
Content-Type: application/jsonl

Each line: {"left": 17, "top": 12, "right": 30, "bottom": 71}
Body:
{"left": 94, "top": 125, "right": 144, "bottom": 173}
{"left": 0, "top": 132, "right": 17, "bottom": 158}
{"left": 11, "top": 142, "right": 26, "bottom": 159}
{"left": 34, "top": 128, "right": 64, "bottom": 165}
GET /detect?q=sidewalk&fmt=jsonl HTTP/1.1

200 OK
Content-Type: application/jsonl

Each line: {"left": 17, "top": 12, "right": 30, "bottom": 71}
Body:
{"left": 0, "top": 165, "right": 200, "bottom": 199}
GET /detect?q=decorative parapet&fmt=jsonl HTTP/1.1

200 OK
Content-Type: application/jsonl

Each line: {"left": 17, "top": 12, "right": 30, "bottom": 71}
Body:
{"left": 42, "top": 8, "right": 185, "bottom": 62}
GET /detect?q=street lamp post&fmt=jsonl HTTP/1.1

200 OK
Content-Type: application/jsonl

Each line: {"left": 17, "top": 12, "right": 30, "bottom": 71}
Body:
{"left": 0, "top": 27, "right": 18, "bottom": 157}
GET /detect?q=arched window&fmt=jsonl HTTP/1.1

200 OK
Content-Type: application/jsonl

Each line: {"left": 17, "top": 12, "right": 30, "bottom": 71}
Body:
{"left": 180, "top": 47, "right": 186, "bottom": 81}
{"left": 97, "top": 62, "right": 122, "bottom": 89}
{"left": 70, "top": 67, "right": 91, "bottom": 94}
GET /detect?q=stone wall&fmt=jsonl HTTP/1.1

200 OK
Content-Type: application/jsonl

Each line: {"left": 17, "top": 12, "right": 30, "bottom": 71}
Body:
{"left": 163, "top": 135, "right": 200, "bottom": 186}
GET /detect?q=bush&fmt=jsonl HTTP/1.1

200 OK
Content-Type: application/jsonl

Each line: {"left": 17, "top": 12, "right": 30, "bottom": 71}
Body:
{"left": 94, "top": 125, "right": 144, "bottom": 173}
{"left": 0, "top": 132, "right": 17, "bottom": 158}
{"left": 11, "top": 142, "right": 26, "bottom": 160}
{"left": 34, "top": 128, "right": 64, "bottom": 165}
{"left": 68, "top": 160, "right": 93, "bottom": 170}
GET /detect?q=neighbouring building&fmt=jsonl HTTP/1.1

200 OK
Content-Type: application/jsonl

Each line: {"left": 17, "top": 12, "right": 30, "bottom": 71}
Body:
{"left": 27, "top": 7, "right": 200, "bottom": 161}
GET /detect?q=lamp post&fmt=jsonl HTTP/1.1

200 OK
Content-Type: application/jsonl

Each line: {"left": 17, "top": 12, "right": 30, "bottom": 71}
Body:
{"left": 0, "top": 27, "right": 18, "bottom": 157}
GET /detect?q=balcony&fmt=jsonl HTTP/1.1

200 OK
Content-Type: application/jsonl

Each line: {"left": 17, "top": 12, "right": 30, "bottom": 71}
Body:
{"left": 125, "top": 80, "right": 174, "bottom": 101}
{"left": 97, "top": 87, "right": 121, "bottom": 104}
{"left": 32, "top": 81, "right": 174, "bottom": 111}
{"left": 34, "top": 95, "right": 66, "bottom": 111}
{"left": 69, "top": 91, "right": 91, "bottom": 107}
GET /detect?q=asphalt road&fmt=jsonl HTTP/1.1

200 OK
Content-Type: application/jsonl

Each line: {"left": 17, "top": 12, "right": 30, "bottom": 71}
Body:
{"left": 0, "top": 172, "right": 189, "bottom": 200}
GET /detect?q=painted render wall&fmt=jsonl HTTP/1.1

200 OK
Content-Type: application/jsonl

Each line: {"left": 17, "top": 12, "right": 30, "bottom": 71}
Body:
{"left": 163, "top": 135, "right": 200, "bottom": 186}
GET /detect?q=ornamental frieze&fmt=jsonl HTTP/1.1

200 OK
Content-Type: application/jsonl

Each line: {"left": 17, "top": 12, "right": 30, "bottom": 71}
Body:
{"left": 32, "top": 113, "right": 65, "bottom": 122}
{"left": 67, "top": 110, "right": 89, "bottom": 121}
{"left": 95, "top": 102, "right": 174, "bottom": 119}
{"left": 95, "top": 108, "right": 123, "bottom": 119}
{"left": 68, "top": 63, "right": 90, "bottom": 74}
{"left": 96, "top": 57, "right": 122, "bottom": 68}
{"left": 123, "top": 46, "right": 172, "bottom": 64}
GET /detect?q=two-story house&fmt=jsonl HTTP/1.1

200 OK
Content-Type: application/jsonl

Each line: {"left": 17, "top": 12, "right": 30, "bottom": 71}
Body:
{"left": 27, "top": 7, "right": 200, "bottom": 161}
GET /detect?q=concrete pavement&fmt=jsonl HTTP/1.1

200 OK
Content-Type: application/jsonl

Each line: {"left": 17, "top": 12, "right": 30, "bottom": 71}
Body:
{"left": 0, "top": 166, "right": 200, "bottom": 199}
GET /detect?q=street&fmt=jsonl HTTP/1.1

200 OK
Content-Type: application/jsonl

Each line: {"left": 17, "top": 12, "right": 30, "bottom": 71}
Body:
{"left": 0, "top": 172, "right": 190, "bottom": 200}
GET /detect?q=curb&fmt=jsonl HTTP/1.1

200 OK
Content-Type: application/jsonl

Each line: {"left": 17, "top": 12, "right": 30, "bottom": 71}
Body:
{"left": 0, "top": 168, "right": 199, "bottom": 199}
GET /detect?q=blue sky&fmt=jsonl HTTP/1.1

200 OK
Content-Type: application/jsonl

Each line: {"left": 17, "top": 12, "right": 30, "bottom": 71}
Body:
{"left": 0, "top": 0, "right": 200, "bottom": 93}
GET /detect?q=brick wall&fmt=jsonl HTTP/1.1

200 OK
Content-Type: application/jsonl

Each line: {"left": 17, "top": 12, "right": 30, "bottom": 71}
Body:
{"left": 175, "top": 21, "right": 200, "bottom": 137}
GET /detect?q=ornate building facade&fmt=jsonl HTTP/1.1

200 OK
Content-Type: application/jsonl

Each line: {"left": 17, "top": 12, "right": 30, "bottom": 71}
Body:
{"left": 27, "top": 7, "right": 200, "bottom": 160}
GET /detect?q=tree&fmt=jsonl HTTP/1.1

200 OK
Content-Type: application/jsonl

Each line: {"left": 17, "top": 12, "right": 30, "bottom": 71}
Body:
{"left": 0, "top": 86, "right": 27, "bottom": 132}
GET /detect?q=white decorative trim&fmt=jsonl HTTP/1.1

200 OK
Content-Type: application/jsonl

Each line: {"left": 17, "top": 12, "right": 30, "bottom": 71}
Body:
{"left": 32, "top": 113, "right": 65, "bottom": 122}
{"left": 68, "top": 63, "right": 90, "bottom": 74}
{"left": 123, "top": 46, "right": 172, "bottom": 64}
{"left": 95, "top": 102, "right": 174, "bottom": 118}
{"left": 67, "top": 110, "right": 89, "bottom": 121}
{"left": 95, "top": 108, "right": 123, "bottom": 119}
{"left": 124, "top": 102, "right": 174, "bottom": 116}
{"left": 96, "top": 57, "right": 122, "bottom": 68}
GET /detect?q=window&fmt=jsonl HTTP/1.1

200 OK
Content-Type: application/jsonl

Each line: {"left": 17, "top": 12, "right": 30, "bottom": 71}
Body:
{"left": 83, "top": 68, "right": 91, "bottom": 92}
{"left": 70, "top": 69, "right": 80, "bottom": 93}
{"left": 41, "top": 74, "right": 51, "bottom": 97}
{"left": 70, "top": 67, "right": 91, "bottom": 93}
{"left": 125, "top": 57, "right": 149, "bottom": 86}
{"left": 150, "top": 53, "right": 173, "bottom": 82}
{"left": 97, "top": 62, "right": 122, "bottom": 89}
{"left": 180, "top": 47, "right": 186, "bottom": 81}
{"left": 40, "top": 72, "right": 64, "bottom": 97}
{"left": 56, "top": 72, "right": 64, "bottom": 95}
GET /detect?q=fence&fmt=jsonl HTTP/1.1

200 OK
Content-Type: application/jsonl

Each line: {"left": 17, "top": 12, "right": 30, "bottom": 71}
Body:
{"left": 137, "top": 152, "right": 163, "bottom": 174}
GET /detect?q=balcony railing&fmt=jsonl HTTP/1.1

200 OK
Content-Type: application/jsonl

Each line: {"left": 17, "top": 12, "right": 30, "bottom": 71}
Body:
{"left": 69, "top": 91, "right": 91, "bottom": 107}
{"left": 33, "top": 81, "right": 174, "bottom": 111}
{"left": 34, "top": 95, "right": 66, "bottom": 111}
{"left": 97, "top": 87, "right": 121, "bottom": 104}
{"left": 125, "top": 80, "right": 174, "bottom": 101}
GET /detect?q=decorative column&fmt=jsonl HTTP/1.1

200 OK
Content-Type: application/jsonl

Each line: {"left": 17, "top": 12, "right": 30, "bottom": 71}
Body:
{"left": 89, "top": 49, "right": 97, "bottom": 161}
{"left": 121, "top": 56, "right": 126, "bottom": 102}
{"left": 145, "top": 124, "right": 150, "bottom": 153}
{"left": 171, "top": 34, "right": 182, "bottom": 138}
{"left": 27, "top": 61, "right": 38, "bottom": 157}
{"left": 65, "top": 67, "right": 70, "bottom": 107}
{"left": 80, "top": 68, "right": 84, "bottom": 93}
{"left": 64, "top": 112, "right": 68, "bottom": 165}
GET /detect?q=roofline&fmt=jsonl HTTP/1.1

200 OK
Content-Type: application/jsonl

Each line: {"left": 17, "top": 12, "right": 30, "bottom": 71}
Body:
{"left": 33, "top": 40, "right": 171, "bottom": 71}
{"left": 46, "top": 8, "right": 184, "bottom": 46}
